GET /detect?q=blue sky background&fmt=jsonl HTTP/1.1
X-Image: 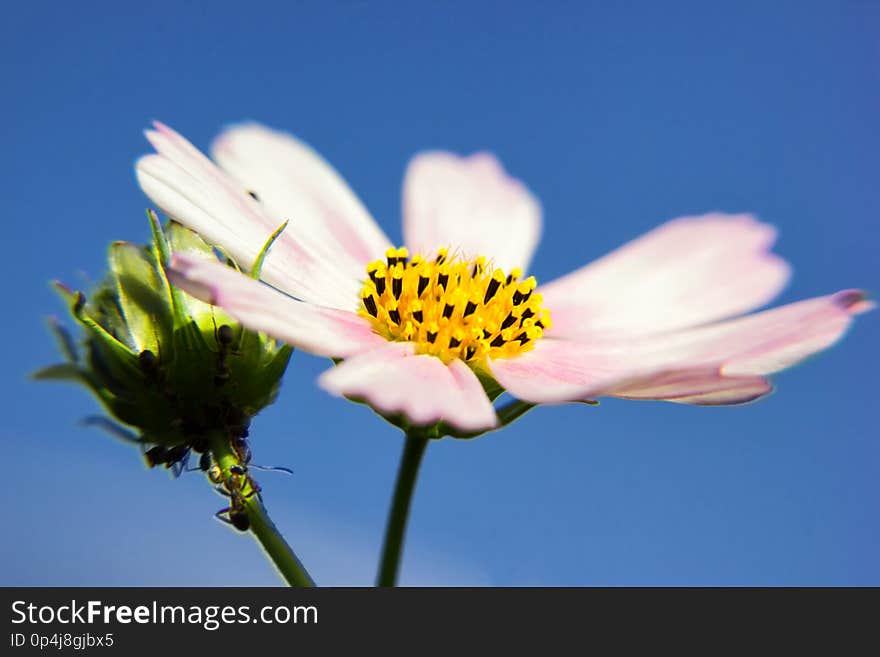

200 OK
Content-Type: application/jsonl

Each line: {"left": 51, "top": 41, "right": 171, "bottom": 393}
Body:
{"left": 2, "top": 0, "right": 878, "bottom": 586}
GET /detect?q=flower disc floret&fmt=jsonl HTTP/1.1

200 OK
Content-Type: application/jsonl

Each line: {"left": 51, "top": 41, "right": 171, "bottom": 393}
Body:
{"left": 359, "top": 246, "right": 552, "bottom": 365}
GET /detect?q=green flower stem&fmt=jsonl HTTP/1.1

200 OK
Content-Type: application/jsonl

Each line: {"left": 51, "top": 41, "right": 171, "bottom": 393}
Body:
{"left": 209, "top": 431, "right": 315, "bottom": 587}
{"left": 376, "top": 432, "right": 430, "bottom": 587}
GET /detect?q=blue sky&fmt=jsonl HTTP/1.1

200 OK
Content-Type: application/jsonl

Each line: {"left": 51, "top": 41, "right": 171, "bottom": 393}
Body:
{"left": 2, "top": 0, "right": 878, "bottom": 585}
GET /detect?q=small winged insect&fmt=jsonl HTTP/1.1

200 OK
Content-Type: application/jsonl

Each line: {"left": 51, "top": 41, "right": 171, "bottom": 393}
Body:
{"left": 143, "top": 444, "right": 190, "bottom": 477}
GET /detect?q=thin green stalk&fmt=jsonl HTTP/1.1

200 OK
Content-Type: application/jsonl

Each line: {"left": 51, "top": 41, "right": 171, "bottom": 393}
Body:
{"left": 376, "top": 432, "right": 430, "bottom": 587}
{"left": 210, "top": 431, "right": 315, "bottom": 587}
{"left": 242, "top": 494, "right": 315, "bottom": 587}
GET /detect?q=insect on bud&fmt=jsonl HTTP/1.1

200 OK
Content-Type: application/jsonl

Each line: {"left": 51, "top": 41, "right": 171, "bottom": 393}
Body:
{"left": 34, "top": 211, "right": 293, "bottom": 473}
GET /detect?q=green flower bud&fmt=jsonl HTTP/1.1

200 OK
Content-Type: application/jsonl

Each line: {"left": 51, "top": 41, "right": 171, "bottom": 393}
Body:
{"left": 35, "top": 211, "right": 292, "bottom": 468}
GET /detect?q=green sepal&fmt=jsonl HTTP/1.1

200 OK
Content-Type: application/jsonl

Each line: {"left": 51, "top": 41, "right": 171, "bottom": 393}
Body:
{"left": 31, "top": 363, "right": 87, "bottom": 384}
{"left": 251, "top": 221, "right": 289, "bottom": 280}
{"left": 39, "top": 213, "right": 295, "bottom": 453}
{"left": 109, "top": 241, "right": 174, "bottom": 354}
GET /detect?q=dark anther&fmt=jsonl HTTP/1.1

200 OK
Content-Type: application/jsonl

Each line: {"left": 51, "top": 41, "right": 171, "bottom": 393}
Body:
{"left": 482, "top": 328, "right": 492, "bottom": 339}
{"left": 363, "top": 294, "right": 378, "bottom": 317}
{"left": 515, "top": 332, "right": 529, "bottom": 345}
{"left": 464, "top": 301, "right": 477, "bottom": 317}
{"left": 490, "top": 335, "right": 506, "bottom": 347}
{"left": 535, "top": 320, "right": 545, "bottom": 329}
{"left": 442, "top": 303, "right": 454, "bottom": 319}
{"left": 435, "top": 253, "right": 446, "bottom": 264}
{"left": 427, "top": 330, "right": 438, "bottom": 343}
{"left": 470, "top": 263, "right": 480, "bottom": 277}
{"left": 483, "top": 278, "right": 501, "bottom": 303}
{"left": 375, "top": 276, "right": 386, "bottom": 295}
{"left": 217, "top": 324, "right": 234, "bottom": 345}
{"left": 521, "top": 290, "right": 532, "bottom": 303}
{"left": 520, "top": 308, "right": 535, "bottom": 321}
{"left": 449, "top": 335, "right": 461, "bottom": 348}
{"left": 418, "top": 275, "right": 430, "bottom": 297}
{"left": 438, "top": 273, "right": 449, "bottom": 289}
{"left": 464, "top": 345, "right": 477, "bottom": 360}
{"left": 392, "top": 276, "right": 403, "bottom": 299}
{"left": 413, "top": 310, "right": 423, "bottom": 322}
{"left": 512, "top": 290, "right": 523, "bottom": 305}
{"left": 501, "top": 313, "right": 517, "bottom": 330}
{"left": 388, "top": 308, "right": 401, "bottom": 325}
{"left": 506, "top": 273, "right": 515, "bottom": 285}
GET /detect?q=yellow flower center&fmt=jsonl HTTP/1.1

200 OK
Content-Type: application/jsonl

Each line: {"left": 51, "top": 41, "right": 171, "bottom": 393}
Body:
{"left": 359, "top": 246, "right": 551, "bottom": 365}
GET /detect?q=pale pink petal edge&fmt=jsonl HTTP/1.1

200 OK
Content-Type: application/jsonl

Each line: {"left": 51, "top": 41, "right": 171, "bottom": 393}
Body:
{"left": 319, "top": 342, "right": 498, "bottom": 433}
{"left": 166, "top": 253, "right": 385, "bottom": 358}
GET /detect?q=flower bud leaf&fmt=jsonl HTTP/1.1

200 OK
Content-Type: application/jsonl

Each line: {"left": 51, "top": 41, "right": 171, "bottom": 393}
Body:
{"left": 109, "top": 241, "right": 173, "bottom": 353}
{"left": 31, "top": 363, "right": 87, "bottom": 384}
{"left": 251, "top": 221, "right": 289, "bottom": 280}
{"left": 39, "top": 215, "right": 294, "bottom": 457}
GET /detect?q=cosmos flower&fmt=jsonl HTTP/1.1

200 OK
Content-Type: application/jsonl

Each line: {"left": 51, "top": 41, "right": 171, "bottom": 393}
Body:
{"left": 136, "top": 122, "right": 871, "bottom": 436}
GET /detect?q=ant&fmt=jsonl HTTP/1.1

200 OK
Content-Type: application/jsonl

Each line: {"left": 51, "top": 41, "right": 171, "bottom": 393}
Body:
{"left": 213, "top": 323, "right": 241, "bottom": 387}
{"left": 213, "top": 463, "right": 261, "bottom": 532}
{"left": 214, "top": 488, "right": 253, "bottom": 532}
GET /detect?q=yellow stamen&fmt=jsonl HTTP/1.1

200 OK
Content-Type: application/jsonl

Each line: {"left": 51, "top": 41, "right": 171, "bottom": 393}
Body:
{"left": 359, "top": 247, "right": 552, "bottom": 365}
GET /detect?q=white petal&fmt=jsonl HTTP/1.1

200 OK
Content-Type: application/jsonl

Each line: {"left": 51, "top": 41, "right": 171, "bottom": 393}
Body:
{"left": 655, "top": 289, "right": 872, "bottom": 377}
{"left": 490, "top": 290, "right": 869, "bottom": 404}
{"left": 403, "top": 151, "right": 542, "bottom": 272}
{"left": 540, "top": 213, "right": 791, "bottom": 339}
{"left": 319, "top": 342, "right": 498, "bottom": 433}
{"left": 488, "top": 338, "right": 640, "bottom": 404}
{"left": 137, "top": 122, "right": 361, "bottom": 310}
{"left": 211, "top": 123, "right": 392, "bottom": 281}
{"left": 610, "top": 369, "right": 773, "bottom": 405}
{"left": 166, "top": 253, "right": 385, "bottom": 358}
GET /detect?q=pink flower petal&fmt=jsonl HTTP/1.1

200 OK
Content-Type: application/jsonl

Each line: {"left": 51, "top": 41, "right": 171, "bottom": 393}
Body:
{"left": 402, "top": 151, "right": 542, "bottom": 272}
{"left": 211, "top": 123, "right": 392, "bottom": 281}
{"left": 610, "top": 368, "right": 773, "bottom": 405}
{"left": 166, "top": 253, "right": 386, "bottom": 358}
{"left": 489, "top": 290, "right": 870, "bottom": 404}
{"left": 488, "top": 338, "right": 640, "bottom": 404}
{"left": 137, "top": 122, "right": 362, "bottom": 311}
{"left": 649, "top": 289, "right": 873, "bottom": 377}
{"left": 319, "top": 342, "right": 498, "bottom": 433}
{"left": 539, "top": 214, "right": 791, "bottom": 339}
